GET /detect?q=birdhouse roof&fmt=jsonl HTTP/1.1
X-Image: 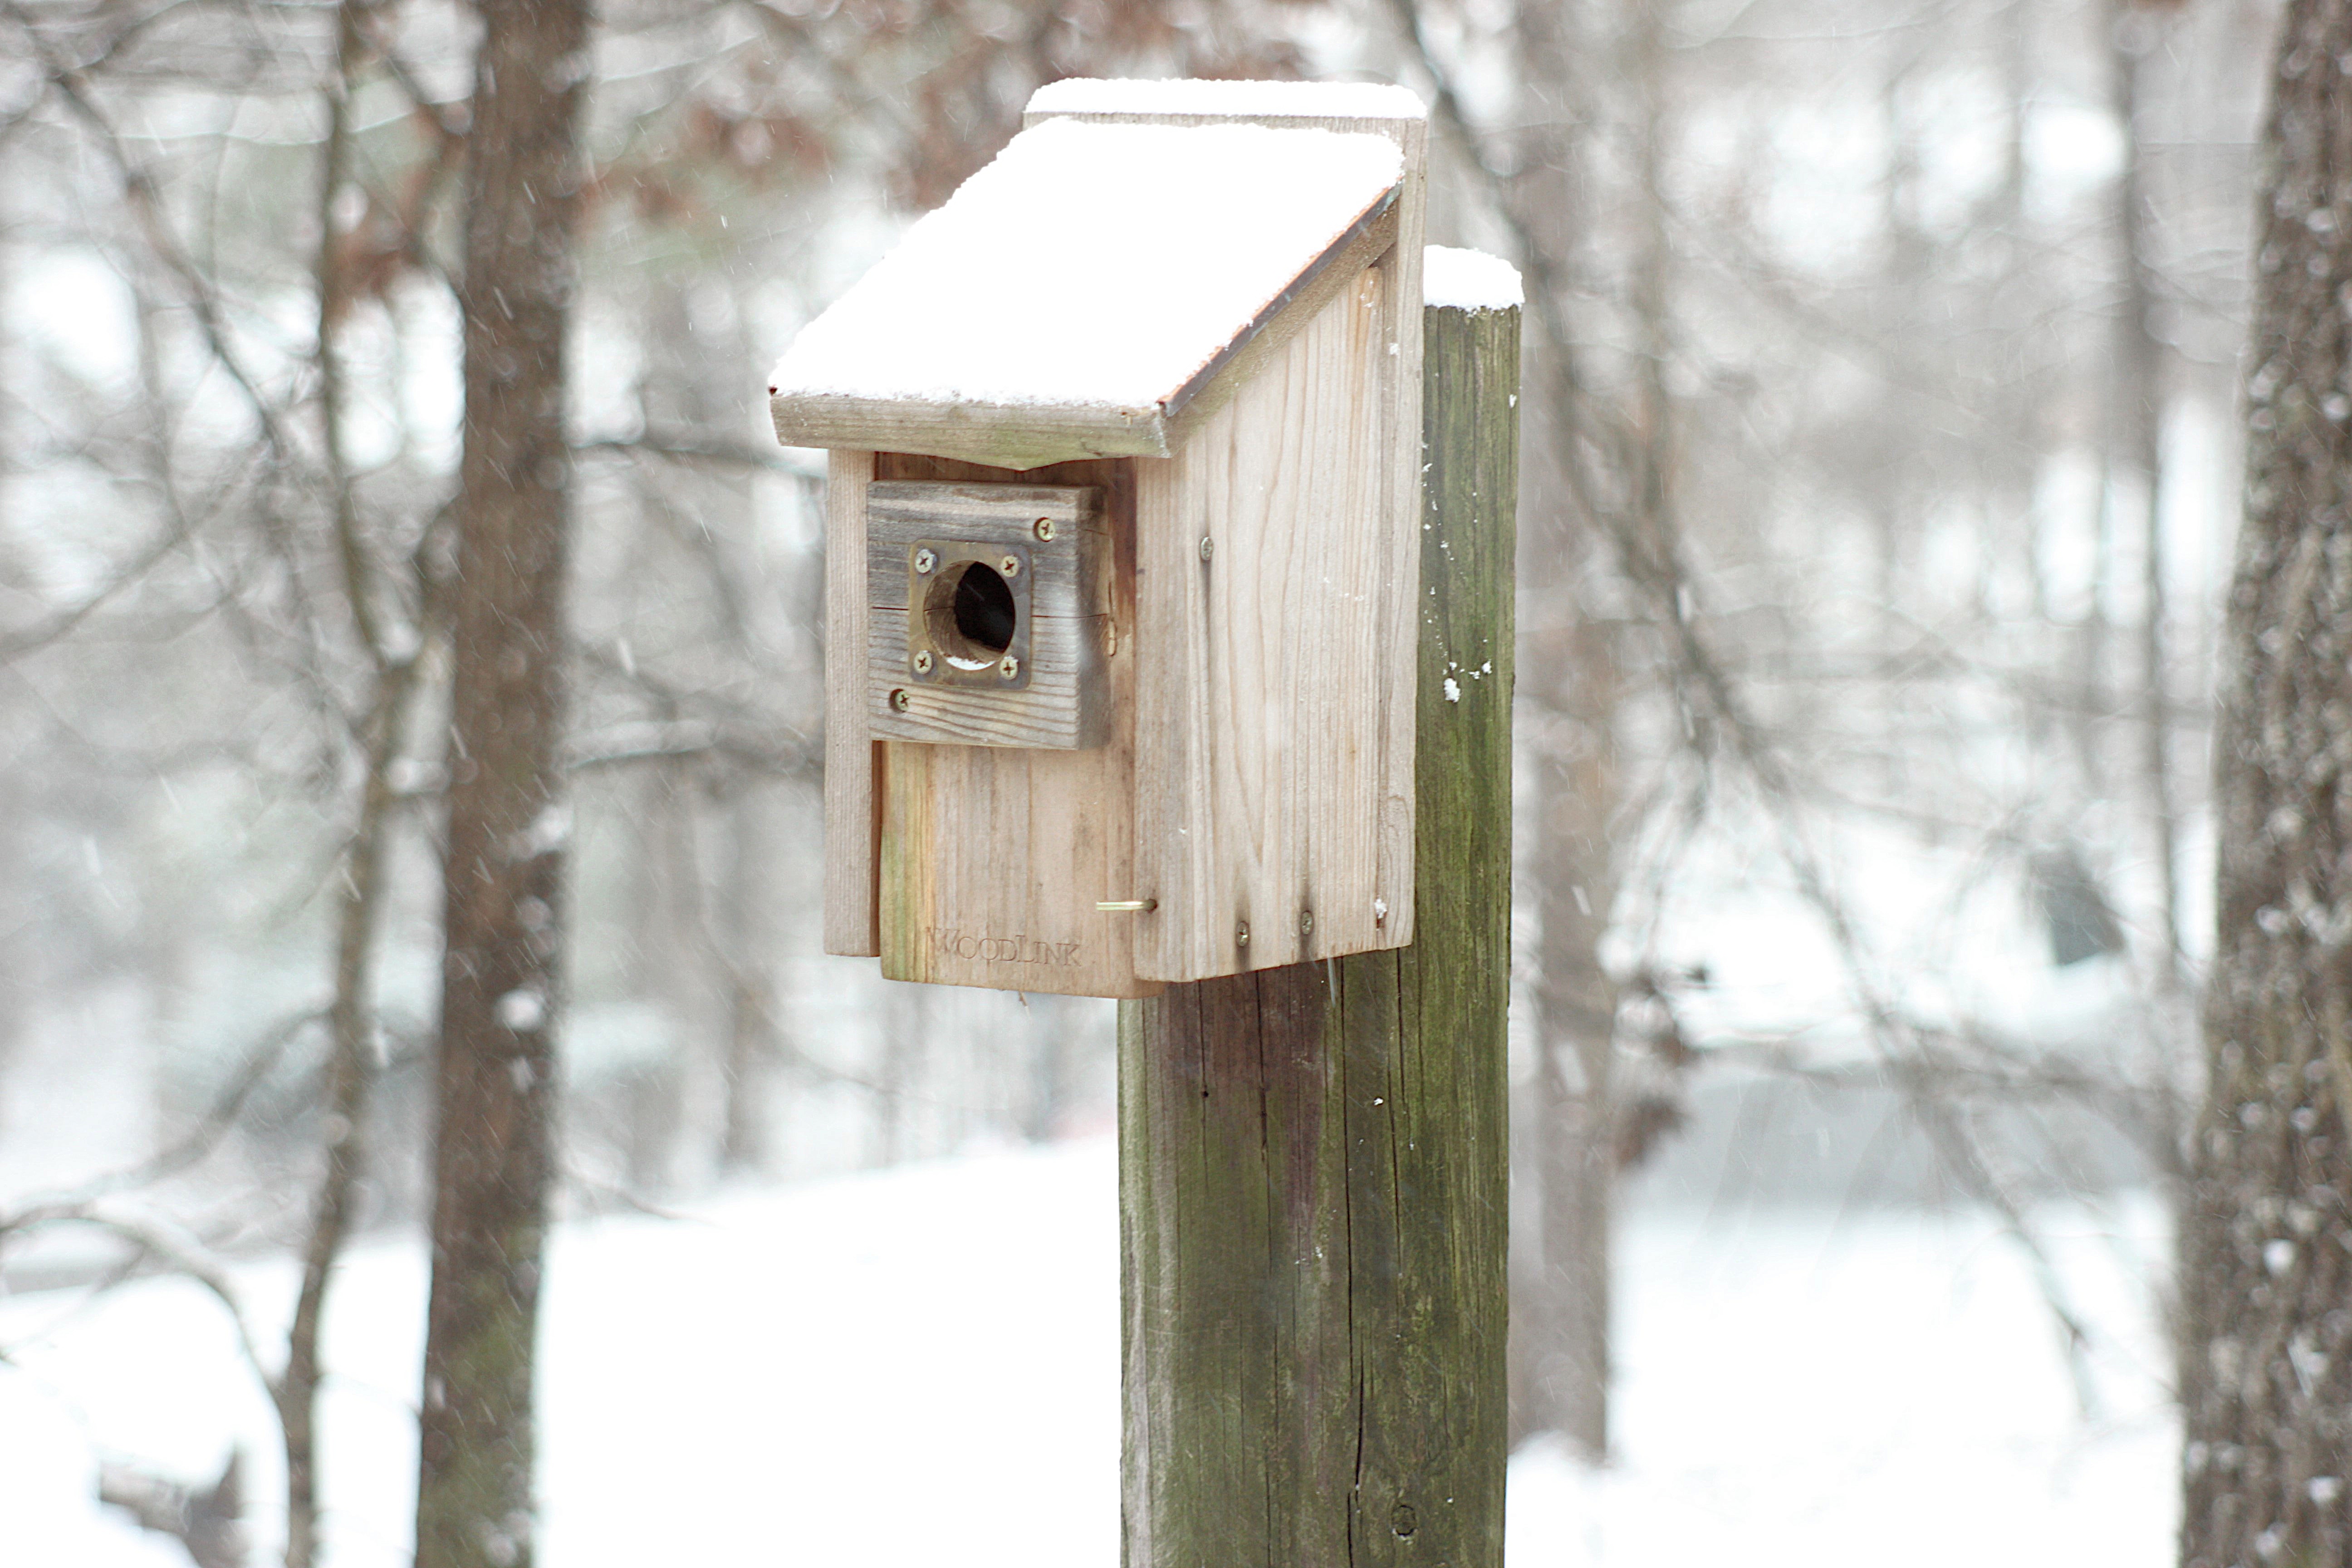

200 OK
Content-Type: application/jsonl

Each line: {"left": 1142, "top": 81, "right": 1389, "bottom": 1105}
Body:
{"left": 768, "top": 88, "right": 1414, "bottom": 470}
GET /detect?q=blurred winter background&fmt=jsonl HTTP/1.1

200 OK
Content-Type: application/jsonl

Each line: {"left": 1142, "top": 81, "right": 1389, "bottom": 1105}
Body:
{"left": 0, "top": 0, "right": 2267, "bottom": 1560}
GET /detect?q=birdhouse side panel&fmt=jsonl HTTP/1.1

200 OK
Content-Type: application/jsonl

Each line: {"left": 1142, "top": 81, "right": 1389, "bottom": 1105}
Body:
{"left": 1029, "top": 100, "right": 1426, "bottom": 982}
{"left": 823, "top": 449, "right": 882, "bottom": 957}
{"left": 1132, "top": 261, "right": 1417, "bottom": 983}
{"left": 872, "top": 453, "right": 1156, "bottom": 999}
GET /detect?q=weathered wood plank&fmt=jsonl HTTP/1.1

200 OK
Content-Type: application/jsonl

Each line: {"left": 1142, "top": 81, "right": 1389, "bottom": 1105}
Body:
{"left": 822, "top": 449, "right": 880, "bottom": 956}
{"left": 773, "top": 390, "right": 1171, "bottom": 473}
{"left": 874, "top": 453, "right": 1158, "bottom": 999}
{"left": 1119, "top": 291, "right": 1517, "bottom": 1565}
{"left": 866, "top": 482, "right": 1109, "bottom": 749}
{"left": 867, "top": 610, "right": 1108, "bottom": 750}
{"left": 1132, "top": 263, "right": 1411, "bottom": 980}
{"left": 1028, "top": 111, "right": 1424, "bottom": 954}
{"left": 867, "top": 482, "right": 1105, "bottom": 567}
{"left": 1087, "top": 93, "right": 1425, "bottom": 985}
{"left": 863, "top": 487, "right": 1102, "bottom": 617}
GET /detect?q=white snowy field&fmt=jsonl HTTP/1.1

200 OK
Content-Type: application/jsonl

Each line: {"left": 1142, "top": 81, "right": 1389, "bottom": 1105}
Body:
{"left": 2, "top": 1138, "right": 2175, "bottom": 1567}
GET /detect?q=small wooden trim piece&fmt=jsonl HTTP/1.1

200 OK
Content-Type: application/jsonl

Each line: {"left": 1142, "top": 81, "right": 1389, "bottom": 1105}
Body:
{"left": 822, "top": 450, "right": 882, "bottom": 956}
{"left": 773, "top": 392, "right": 1173, "bottom": 473}
{"left": 864, "top": 482, "right": 1109, "bottom": 750}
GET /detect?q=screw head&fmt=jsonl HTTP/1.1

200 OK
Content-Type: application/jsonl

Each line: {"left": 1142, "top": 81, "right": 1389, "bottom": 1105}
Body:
{"left": 1235, "top": 919, "right": 1251, "bottom": 947}
{"left": 1299, "top": 910, "right": 1314, "bottom": 936}
{"left": 998, "top": 653, "right": 1020, "bottom": 680}
{"left": 911, "top": 649, "right": 934, "bottom": 675}
{"left": 1199, "top": 535, "right": 1215, "bottom": 562}
{"left": 913, "top": 548, "right": 937, "bottom": 574}
{"left": 888, "top": 687, "right": 911, "bottom": 712}
{"left": 1033, "top": 517, "right": 1056, "bottom": 542}
{"left": 1000, "top": 554, "right": 1021, "bottom": 578}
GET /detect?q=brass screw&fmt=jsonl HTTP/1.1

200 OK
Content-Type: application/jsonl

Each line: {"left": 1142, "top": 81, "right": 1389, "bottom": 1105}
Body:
{"left": 888, "top": 687, "right": 911, "bottom": 712}
{"left": 913, "top": 548, "right": 937, "bottom": 574}
{"left": 1235, "top": 919, "right": 1251, "bottom": 947}
{"left": 911, "top": 649, "right": 934, "bottom": 675}
{"left": 1034, "top": 517, "right": 1056, "bottom": 542}
{"left": 1000, "top": 554, "right": 1021, "bottom": 578}
{"left": 1199, "top": 536, "right": 1215, "bottom": 562}
{"left": 998, "top": 653, "right": 1020, "bottom": 680}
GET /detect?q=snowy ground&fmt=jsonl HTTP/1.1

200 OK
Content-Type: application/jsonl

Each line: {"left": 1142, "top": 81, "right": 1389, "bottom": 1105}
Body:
{"left": 2, "top": 1138, "right": 2175, "bottom": 1567}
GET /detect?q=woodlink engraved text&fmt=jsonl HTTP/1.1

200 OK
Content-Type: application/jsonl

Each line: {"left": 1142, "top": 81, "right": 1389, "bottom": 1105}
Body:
{"left": 925, "top": 926, "right": 1082, "bottom": 968}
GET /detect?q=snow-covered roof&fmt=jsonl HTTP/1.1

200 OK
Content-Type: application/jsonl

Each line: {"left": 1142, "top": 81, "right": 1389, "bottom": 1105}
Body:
{"left": 1424, "top": 245, "right": 1523, "bottom": 311}
{"left": 768, "top": 114, "right": 1404, "bottom": 468}
{"left": 1025, "top": 77, "right": 1427, "bottom": 122}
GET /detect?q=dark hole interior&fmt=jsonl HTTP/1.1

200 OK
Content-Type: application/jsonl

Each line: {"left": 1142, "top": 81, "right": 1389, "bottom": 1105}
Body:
{"left": 953, "top": 563, "right": 1016, "bottom": 653}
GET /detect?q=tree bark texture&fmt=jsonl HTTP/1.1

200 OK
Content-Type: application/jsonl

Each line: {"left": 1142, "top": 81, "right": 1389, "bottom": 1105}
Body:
{"left": 2182, "top": 5, "right": 2352, "bottom": 1562}
{"left": 1118, "top": 298, "right": 1516, "bottom": 1565}
{"left": 415, "top": 0, "right": 586, "bottom": 1562}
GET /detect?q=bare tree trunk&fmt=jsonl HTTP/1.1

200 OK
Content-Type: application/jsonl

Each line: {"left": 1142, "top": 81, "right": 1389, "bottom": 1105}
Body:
{"left": 414, "top": 0, "right": 586, "bottom": 1558}
{"left": 2181, "top": 2, "right": 2352, "bottom": 1559}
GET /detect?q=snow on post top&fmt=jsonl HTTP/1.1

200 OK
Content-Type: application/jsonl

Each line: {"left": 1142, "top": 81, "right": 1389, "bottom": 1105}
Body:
{"left": 1422, "top": 246, "right": 1524, "bottom": 312}
{"left": 768, "top": 118, "right": 1403, "bottom": 415}
{"left": 1026, "top": 77, "right": 1427, "bottom": 122}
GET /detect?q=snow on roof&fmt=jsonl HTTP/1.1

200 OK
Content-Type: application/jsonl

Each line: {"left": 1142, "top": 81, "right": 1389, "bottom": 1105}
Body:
{"left": 1027, "top": 77, "right": 1427, "bottom": 122}
{"left": 769, "top": 118, "right": 1403, "bottom": 413}
{"left": 1422, "top": 245, "right": 1524, "bottom": 311}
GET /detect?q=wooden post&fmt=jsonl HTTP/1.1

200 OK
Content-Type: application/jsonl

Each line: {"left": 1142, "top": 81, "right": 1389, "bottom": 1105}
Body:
{"left": 1118, "top": 294, "right": 1518, "bottom": 1563}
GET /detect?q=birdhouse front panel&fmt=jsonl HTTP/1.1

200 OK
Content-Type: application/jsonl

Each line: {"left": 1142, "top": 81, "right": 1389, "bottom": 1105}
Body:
{"left": 865, "top": 452, "right": 1152, "bottom": 999}
{"left": 776, "top": 80, "right": 1428, "bottom": 998}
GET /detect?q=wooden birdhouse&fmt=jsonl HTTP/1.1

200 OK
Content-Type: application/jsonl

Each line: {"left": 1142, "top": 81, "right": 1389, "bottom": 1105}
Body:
{"left": 769, "top": 79, "right": 1428, "bottom": 999}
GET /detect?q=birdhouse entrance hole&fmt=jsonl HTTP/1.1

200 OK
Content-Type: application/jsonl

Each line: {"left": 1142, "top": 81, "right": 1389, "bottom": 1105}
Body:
{"left": 928, "top": 559, "right": 1017, "bottom": 667}
{"left": 902, "top": 537, "right": 1034, "bottom": 692}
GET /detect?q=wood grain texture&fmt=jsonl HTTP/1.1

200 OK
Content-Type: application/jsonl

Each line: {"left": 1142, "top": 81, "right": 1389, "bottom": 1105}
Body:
{"left": 1118, "top": 295, "right": 1517, "bottom": 1566}
{"left": 864, "top": 486, "right": 1102, "bottom": 620}
{"left": 775, "top": 391, "right": 1171, "bottom": 472}
{"left": 1072, "top": 93, "right": 1424, "bottom": 984}
{"left": 1132, "top": 263, "right": 1414, "bottom": 980}
{"left": 874, "top": 453, "right": 1158, "bottom": 999}
{"left": 867, "top": 611, "right": 1109, "bottom": 749}
{"left": 866, "top": 483, "right": 1109, "bottom": 749}
{"left": 821, "top": 449, "right": 880, "bottom": 957}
